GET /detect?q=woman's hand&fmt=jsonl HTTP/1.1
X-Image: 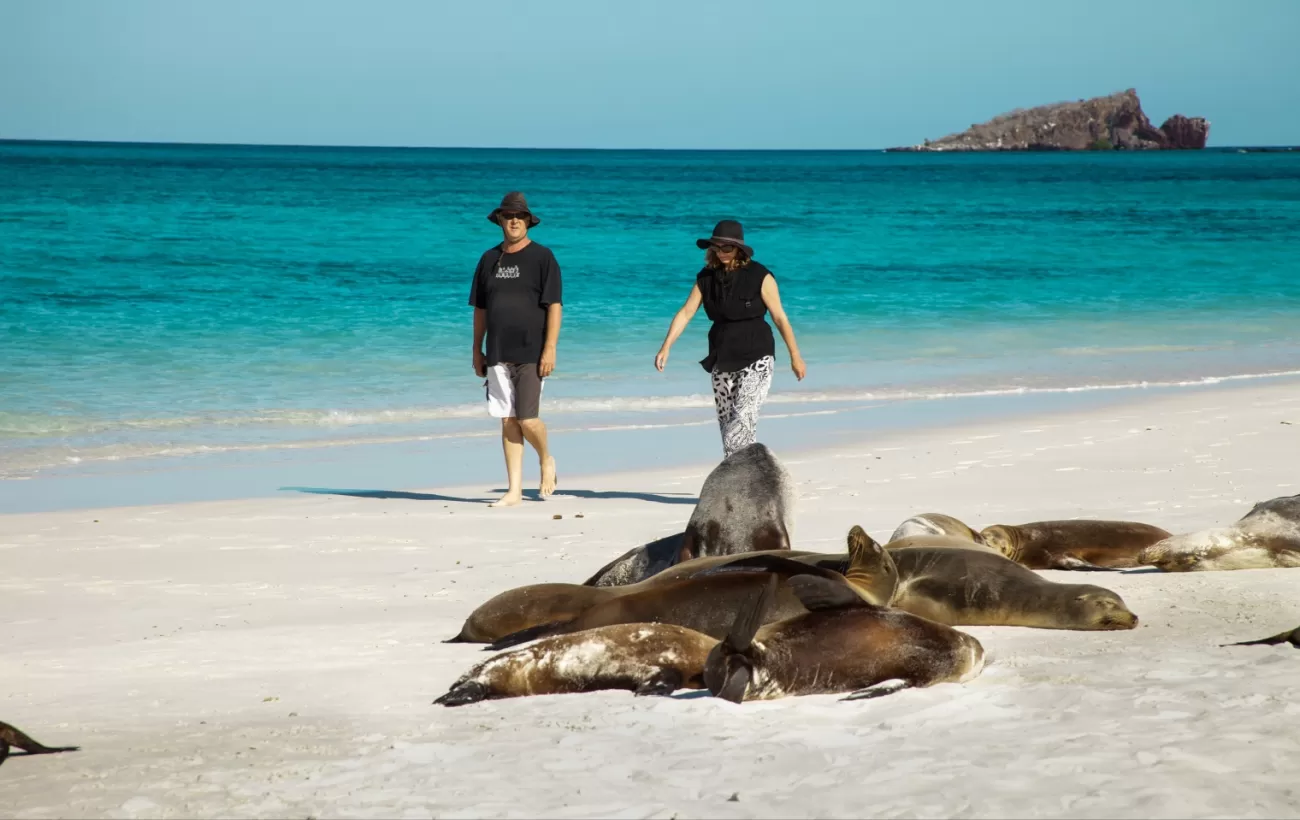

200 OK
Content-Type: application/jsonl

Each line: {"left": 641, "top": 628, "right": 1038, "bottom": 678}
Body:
{"left": 655, "top": 347, "right": 670, "bottom": 371}
{"left": 791, "top": 354, "right": 806, "bottom": 381}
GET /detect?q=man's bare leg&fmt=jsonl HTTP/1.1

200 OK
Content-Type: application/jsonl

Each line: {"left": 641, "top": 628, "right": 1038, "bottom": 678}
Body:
{"left": 490, "top": 417, "right": 525, "bottom": 507}
{"left": 520, "top": 418, "right": 557, "bottom": 498}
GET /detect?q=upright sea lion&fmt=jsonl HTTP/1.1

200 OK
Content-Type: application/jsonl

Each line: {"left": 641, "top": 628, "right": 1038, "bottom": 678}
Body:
{"left": 434, "top": 623, "right": 718, "bottom": 706}
{"left": 581, "top": 531, "right": 686, "bottom": 587}
{"left": 446, "top": 547, "right": 831, "bottom": 644}
{"left": 679, "top": 442, "right": 796, "bottom": 563}
{"left": 726, "top": 526, "right": 1139, "bottom": 630}
{"left": 1221, "top": 625, "right": 1300, "bottom": 648}
{"left": 704, "top": 574, "right": 986, "bottom": 703}
{"left": 979, "top": 519, "right": 1171, "bottom": 571}
{"left": 889, "top": 513, "right": 984, "bottom": 544}
{"left": 1139, "top": 494, "right": 1300, "bottom": 572}
{"left": 0, "top": 721, "right": 79, "bottom": 765}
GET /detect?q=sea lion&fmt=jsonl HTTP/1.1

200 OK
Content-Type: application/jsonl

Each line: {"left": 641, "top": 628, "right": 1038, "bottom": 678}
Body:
{"left": 581, "top": 531, "right": 686, "bottom": 587}
{"left": 446, "top": 547, "right": 832, "bottom": 644}
{"left": 704, "top": 574, "right": 986, "bottom": 703}
{"left": 1139, "top": 494, "right": 1300, "bottom": 572}
{"left": 726, "top": 526, "right": 1139, "bottom": 630}
{"left": 434, "top": 623, "right": 718, "bottom": 706}
{"left": 979, "top": 519, "right": 1171, "bottom": 571}
{"left": 679, "top": 442, "right": 796, "bottom": 563}
{"left": 482, "top": 527, "right": 894, "bottom": 651}
{"left": 0, "top": 721, "right": 79, "bottom": 766}
{"left": 889, "top": 513, "right": 983, "bottom": 544}
{"left": 1222, "top": 625, "right": 1300, "bottom": 648}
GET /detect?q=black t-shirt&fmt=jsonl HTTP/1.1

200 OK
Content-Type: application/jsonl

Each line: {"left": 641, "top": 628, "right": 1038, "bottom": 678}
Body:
{"left": 468, "top": 241, "right": 563, "bottom": 366}
{"left": 695, "top": 261, "right": 776, "bottom": 373}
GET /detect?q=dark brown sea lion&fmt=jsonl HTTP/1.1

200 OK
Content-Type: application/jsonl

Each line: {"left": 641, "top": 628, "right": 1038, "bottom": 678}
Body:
{"left": 704, "top": 574, "right": 986, "bottom": 703}
{"left": 0, "top": 721, "right": 79, "bottom": 766}
{"left": 678, "top": 442, "right": 796, "bottom": 563}
{"left": 446, "top": 548, "right": 832, "bottom": 644}
{"left": 889, "top": 513, "right": 984, "bottom": 544}
{"left": 581, "top": 531, "right": 687, "bottom": 588}
{"left": 979, "top": 519, "right": 1171, "bottom": 571}
{"left": 1139, "top": 494, "right": 1300, "bottom": 572}
{"left": 479, "top": 529, "right": 893, "bottom": 651}
{"left": 434, "top": 623, "right": 718, "bottom": 706}
{"left": 1221, "top": 625, "right": 1300, "bottom": 648}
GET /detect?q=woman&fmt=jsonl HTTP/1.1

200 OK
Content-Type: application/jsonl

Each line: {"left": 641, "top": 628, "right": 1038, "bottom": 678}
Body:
{"left": 655, "top": 219, "right": 806, "bottom": 457}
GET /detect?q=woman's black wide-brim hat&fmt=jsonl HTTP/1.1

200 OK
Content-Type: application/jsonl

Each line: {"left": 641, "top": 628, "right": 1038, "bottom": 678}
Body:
{"left": 488, "top": 191, "right": 540, "bottom": 227}
{"left": 695, "top": 219, "right": 752, "bottom": 256}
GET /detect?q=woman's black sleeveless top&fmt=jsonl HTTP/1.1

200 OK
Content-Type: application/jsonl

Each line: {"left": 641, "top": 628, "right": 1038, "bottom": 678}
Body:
{"left": 695, "top": 261, "right": 776, "bottom": 374}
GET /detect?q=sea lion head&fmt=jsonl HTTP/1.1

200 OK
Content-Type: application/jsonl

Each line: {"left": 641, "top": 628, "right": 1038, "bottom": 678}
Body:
{"left": 843, "top": 525, "right": 899, "bottom": 605}
{"left": 978, "top": 525, "right": 1022, "bottom": 562}
{"left": 1067, "top": 585, "right": 1138, "bottom": 630}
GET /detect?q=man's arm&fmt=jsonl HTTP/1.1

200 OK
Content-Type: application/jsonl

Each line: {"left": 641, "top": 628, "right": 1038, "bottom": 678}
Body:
{"left": 472, "top": 307, "right": 488, "bottom": 376}
{"left": 539, "top": 303, "right": 562, "bottom": 378}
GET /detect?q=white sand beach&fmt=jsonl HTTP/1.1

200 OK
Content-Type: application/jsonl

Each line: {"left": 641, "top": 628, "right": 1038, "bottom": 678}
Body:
{"left": 3, "top": 380, "right": 1300, "bottom": 819}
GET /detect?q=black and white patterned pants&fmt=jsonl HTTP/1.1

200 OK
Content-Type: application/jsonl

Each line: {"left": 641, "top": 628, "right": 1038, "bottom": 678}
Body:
{"left": 710, "top": 355, "right": 775, "bottom": 457}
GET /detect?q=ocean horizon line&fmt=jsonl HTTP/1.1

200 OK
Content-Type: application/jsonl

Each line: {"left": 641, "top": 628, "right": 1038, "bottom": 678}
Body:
{"left": 4, "top": 137, "right": 1297, "bottom": 153}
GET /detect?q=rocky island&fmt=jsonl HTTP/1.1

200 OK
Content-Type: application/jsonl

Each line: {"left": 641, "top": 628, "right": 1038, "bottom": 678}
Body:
{"left": 889, "top": 89, "right": 1209, "bottom": 152}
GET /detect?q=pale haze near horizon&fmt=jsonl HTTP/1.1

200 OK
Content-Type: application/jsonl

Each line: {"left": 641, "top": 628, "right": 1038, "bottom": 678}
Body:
{"left": 2, "top": 0, "right": 1297, "bottom": 150}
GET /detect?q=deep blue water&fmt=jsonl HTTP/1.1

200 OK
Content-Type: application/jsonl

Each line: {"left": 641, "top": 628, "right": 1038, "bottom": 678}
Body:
{"left": 2, "top": 141, "right": 1299, "bottom": 481}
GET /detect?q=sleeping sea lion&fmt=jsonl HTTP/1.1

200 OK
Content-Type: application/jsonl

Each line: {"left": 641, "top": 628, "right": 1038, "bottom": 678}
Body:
{"left": 679, "top": 442, "right": 796, "bottom": 563}
{"left": 704, "top": 574, "right": 986, "bottom": 703}
{"left": 0, "top": 721, "right": 79, "bottom": 765}
{"left": 446, "top": 547, "right": 832, "bottom": 644}
{"left": 979, "top": 519, "right": 1171, "bottom": 570}
{"left": 480, "top": 529, "right": 892, "bottom": 651}
{"left": 1139, "top": 495, "right": 1300, "bottom": 572}
{"left": 434, "top": 623, "right": 718, "bottom": 706}
{"left": 885, "top": 534, "right": 999, "bottom": 554}
{"left": 889, "top": 513, "right": 984, "bottom": 544}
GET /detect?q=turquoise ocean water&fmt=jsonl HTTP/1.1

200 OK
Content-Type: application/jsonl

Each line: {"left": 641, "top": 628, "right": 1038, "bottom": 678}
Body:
{"left": 2, "top": 141, "right": 1299, "bottom": 506}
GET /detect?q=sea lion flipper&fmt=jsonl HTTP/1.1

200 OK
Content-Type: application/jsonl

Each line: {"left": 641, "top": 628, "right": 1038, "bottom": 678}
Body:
{"left": 841, "top": 679, "right": 910, "bottom": 702}
{"left": 433, "top": 680, "right": 490, "bottom": 707}
{"left": 723, "top": 575, "right": 778, "bottom": 654}
{"left": 634, "top": 668, "right": 684, "bottom": 697}
{"left": 1053, "top": 556, "right": 1122, "bottom": 572}
{"left": 696, "top": 554, "right": 844, "bottom": 582}
{"left": 1223, "top": 626, "right": 1300, "bottom": 648}
{"left": 786, "top": 574, "right": 870, "bottom": 612}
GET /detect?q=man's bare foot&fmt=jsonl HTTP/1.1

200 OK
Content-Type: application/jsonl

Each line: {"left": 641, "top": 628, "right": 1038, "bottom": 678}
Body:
{"left": 539, "top": 457, "right": 558, "bottom": 498}
{"left": 489, "top": 491, "right": 523, "bottom": 508}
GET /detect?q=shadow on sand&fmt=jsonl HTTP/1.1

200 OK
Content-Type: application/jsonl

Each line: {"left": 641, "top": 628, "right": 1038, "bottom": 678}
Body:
{"left": 281, "top": 486, "right": 698, "bottom": 506}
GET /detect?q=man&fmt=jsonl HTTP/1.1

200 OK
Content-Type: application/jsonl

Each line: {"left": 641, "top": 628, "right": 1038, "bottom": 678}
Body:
{"left": 469, "top": 192, "right": 562, "bottom": 507}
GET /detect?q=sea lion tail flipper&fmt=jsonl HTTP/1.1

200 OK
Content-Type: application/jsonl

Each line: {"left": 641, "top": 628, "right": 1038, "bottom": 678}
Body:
{"left": 485, "top": 621, "right": 570, "bottom": 651}
{"left": 787, "top": 574, "right": 871, "bottom": 612}
{"left": 841, "top": 679, "right": 910, "bottom": 702}
{"left": 433, "top": 680, "right": 491, "bottom": 707}
{"left": 1054, "top": 556, "right": 1121, "bottom": 572}
{"left": 442, "top": 631, "right": 471, "bottom": 644}
{"left": 634, "top": 668, "right": 684, "bottom": 697}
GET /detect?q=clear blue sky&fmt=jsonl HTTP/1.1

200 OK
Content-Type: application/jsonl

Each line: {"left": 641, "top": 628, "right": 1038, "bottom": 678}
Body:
{"left": 2, "top": 0, "right": 1297, "bottom": 149}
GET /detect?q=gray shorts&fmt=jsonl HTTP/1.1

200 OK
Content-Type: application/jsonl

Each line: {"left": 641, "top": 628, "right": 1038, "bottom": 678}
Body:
{"left": 485, "top": 363, "right": 544, "bottom": 420}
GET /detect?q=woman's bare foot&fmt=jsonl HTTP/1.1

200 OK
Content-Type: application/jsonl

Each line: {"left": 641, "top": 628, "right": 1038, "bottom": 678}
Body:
{"left": 489, "top": 491, "right": 523, "bottom": 508}
{"left": 539, "top": 456, "right": 558, "bottom": 498}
